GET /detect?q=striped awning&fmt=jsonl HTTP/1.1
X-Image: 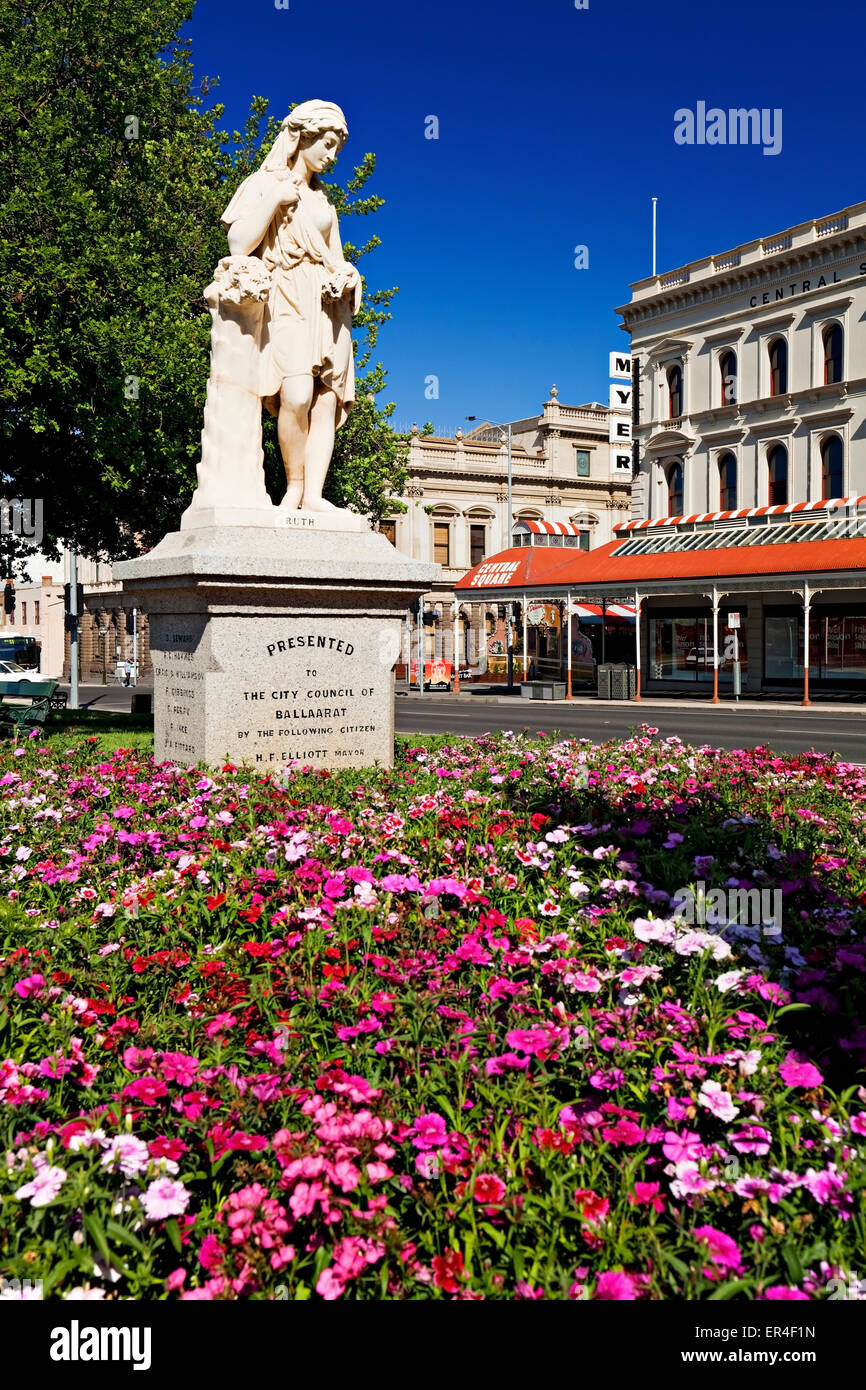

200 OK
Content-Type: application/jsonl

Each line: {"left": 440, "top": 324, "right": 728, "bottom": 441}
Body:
{"left": 516, "top": 520, "right": 585, "bottom": 536}
{"left": 570, "top": 601, "right": 636, "bottom": 624}
{"left": 615, "top": 495, "right": 866, "bottom": 534}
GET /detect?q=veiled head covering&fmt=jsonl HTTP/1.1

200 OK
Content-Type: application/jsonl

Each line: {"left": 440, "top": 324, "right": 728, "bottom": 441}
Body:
{"left": 222, "top": 100, "right": 348, "bottom": 224}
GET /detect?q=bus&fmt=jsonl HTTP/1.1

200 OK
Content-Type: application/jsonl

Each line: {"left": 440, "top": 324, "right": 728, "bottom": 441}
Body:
{"left": 0, "top": 633, "right": 41, "bottom": 670}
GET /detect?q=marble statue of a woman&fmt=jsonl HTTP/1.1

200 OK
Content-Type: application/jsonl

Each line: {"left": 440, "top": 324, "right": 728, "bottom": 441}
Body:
{"left": 182, "top": 100, "right": 362, "bottom": 523}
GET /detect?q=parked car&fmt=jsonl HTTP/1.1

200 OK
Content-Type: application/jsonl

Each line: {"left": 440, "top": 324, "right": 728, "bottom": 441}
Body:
{"left": 0, "top": 661, "right": 57, "bottom": 699}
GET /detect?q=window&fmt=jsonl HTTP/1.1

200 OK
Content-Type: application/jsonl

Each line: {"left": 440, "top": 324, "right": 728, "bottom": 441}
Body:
{"left": 823, "top": 324, "right": 843, "bottom": 385}
{"left": 575, "top": 448, "right": 590, "bottom": 476}
{"left": 768, "top": 444, "right": 788, "bottom": 505}
{"left": 379, "top": 519, "right": 396, "bottom": 546}
{"left": 21, "top": 602, "right": 26, "bottom": 625}
{"left": 821, "top": 435, "right": 844, "bottom": 499}
{"left": 666, "top": 462, "right": 684, "bottom": 516}
{"left": 769, "top": 338, "right": 788, "bottom": 396}
{"left": 667, "top": 365, "right": 683, "bottom": 419}
{"left": 719, "top": 453, "right": 737, "bottom": 510}
{"left": 719, "top": 350, "right": 737, "bottom": 405}
{"left": 579, "top": 530, "right": 590, "bottom": 552}
{"left": 470, "top": 524, "right": 486, "bottom": 567}
{"left": 433, "top": 522, "right": 450, "bottom": 567}
{"left": 34, "top": 600, "right": 40, "bottom": 625}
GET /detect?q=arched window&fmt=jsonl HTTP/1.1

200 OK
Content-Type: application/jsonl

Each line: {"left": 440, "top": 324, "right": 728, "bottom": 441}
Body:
{"left": 667, "top": 365, "right": 683, "bottom": 419}
{"left": 768, "top": 444, "right": 788, "bottom": 505}
{"left": 821, "top": 435, "right": 844, "bottom": 499}
{"left": 718, "top": 453, "right": 737, "bottom": 511}
{"left": 666, "top": 461, "right": 684, "bottom": 516}
{"left": 768, "top": 338, "right": 788, "bottom": 396}
{"left": 823, "top": 324, "right": 843, "bottom": 385}
{"left": 719, "top": 350, "right": 737, "bottom": 406}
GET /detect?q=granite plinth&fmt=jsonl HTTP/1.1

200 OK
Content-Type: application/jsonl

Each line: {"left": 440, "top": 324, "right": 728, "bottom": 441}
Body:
{"left": 115, "top": 525, "right": 438, "bottom": 771}
{"left": 180, "top": 505, "right": 370, "bottom": 533}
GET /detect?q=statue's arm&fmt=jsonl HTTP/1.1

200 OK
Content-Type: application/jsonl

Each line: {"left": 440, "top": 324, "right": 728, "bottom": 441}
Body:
{"left": 224, "top": 172, "right": 298, "bottom": 257}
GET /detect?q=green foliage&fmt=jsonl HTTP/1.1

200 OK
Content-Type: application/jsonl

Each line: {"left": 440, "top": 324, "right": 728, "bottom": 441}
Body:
{"left": 0, "top": 4, "right": 407, "bottom": 559}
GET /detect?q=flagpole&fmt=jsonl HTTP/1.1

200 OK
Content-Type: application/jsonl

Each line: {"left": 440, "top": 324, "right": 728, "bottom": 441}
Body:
{"left": 652, "top": 197, "right": 658, "bottom": 276}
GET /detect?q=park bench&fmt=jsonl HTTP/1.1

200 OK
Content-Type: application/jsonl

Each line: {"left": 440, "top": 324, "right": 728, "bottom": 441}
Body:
{"left": 0, "top": 696, "right": 54, "bottom": 739}
{"left": 0, "top": 678, "right": 60, "bottom": 740}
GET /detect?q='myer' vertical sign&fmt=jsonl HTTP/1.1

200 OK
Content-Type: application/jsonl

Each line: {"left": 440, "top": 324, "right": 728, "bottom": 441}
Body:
{"left": 609, "top": 352, "right": 633, "bottom": 476}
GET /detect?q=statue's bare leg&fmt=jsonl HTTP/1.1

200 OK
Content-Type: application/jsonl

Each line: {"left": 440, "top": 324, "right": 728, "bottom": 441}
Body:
{"left": 277, "top": 375, "right": 314, "bottom": 508}
{"left": 301, "top": 386, "right": 340, "bottom": 511}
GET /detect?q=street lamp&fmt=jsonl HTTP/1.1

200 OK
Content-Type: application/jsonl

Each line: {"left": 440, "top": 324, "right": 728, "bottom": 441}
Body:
{"left": 467, "top": 415, "right": 516, "bottom": 691}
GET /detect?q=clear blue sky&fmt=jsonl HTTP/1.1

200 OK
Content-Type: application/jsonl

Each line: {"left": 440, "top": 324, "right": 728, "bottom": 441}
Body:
{"left": 187, "top": 0, "right": 864, "bottom": 433}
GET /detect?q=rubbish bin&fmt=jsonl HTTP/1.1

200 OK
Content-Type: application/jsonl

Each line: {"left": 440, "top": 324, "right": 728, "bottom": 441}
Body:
{"left": 610, "top": 664, "right": 637, "bottom": 700}
{"left": 131, "top": 693, "right": 152, "bottom": 715}
{"left": 597, "top": 664, "right": 612, "bottom": 699}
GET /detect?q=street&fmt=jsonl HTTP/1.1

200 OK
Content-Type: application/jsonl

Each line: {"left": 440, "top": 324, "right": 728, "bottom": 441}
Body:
{"left": 395, "top": 695, "right": 866, "bottom": 761}
{"left": 61, "top": 684, "right": 866, "bottom": 761}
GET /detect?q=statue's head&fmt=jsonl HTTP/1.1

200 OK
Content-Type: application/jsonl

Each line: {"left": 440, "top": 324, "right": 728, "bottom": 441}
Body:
{"left": 265, "top": 100, "right": 348, "bottom": 180}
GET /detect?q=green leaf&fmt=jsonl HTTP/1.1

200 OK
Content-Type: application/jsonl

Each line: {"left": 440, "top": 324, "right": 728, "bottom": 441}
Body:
{"left": 709, "top": 1279, "right": 754, "bottom": 1300}
{"left": 164, "top": 1218, "right": 182, "bottom": 1255}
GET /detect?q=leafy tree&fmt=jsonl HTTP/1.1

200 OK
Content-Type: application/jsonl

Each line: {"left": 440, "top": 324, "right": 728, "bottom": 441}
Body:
{"left": 0, "top": 2, "right": 408, "bottom": 561}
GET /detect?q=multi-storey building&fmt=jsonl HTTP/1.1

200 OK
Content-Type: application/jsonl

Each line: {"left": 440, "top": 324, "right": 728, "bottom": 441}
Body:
{"left": 622, "top": 202, "right": 866, "bottom": 520}
{"left": 384, "top": 388, "right": 631, "bottom": 668}
{"left": 456, "top": 202, "right": 866, "bottom": 700}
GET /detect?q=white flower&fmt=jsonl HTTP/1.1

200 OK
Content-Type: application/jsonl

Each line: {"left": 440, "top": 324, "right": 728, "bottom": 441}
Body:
{"left": 698, "top": 1079, "right": 740, "bottom": 1123}
{"left": 714, "top": 969, "right": 745, "bottom": 993}
{"left": 100, "top": 1135, "right": 150, "bottom": 1178}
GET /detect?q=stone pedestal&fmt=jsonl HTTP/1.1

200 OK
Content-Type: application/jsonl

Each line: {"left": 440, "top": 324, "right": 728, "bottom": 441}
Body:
{"left": 115, "top": 522, "right": 437, "bottom": 770}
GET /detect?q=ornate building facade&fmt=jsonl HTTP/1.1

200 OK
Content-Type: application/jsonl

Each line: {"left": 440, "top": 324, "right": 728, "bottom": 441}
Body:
{"left": 382, "top": 387, "right": 632, "bottom": 669}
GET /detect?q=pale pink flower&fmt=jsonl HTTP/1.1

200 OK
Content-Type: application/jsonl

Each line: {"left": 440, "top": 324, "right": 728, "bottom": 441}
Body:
{"left": 141, "top": 1177, "right": 190, "bottom": 1221}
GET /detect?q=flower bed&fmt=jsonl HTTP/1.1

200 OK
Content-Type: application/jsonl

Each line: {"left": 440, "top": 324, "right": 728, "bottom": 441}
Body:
{"left": 1, "top": 729, "right": 865, "bottom": 1300}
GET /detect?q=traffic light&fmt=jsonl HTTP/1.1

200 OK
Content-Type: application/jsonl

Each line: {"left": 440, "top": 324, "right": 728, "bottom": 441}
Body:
{"left": 63, "top": 583, "right": 84, "bottom": 615}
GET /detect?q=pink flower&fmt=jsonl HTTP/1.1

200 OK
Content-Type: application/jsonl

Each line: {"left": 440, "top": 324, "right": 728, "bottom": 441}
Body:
{"left": 595, "top": 1270, "right": 638, "bottom": 1300}
{"left": 205, "top": 1012, "right": 237, "bottom": 1039}
{"left": 849, "top": 1113, "right": 866, "bottom": 1136}
{"left": 159, "top": 1052, "right": 200, "bottom": 1087}
{"left": 778, "top": 1051, "right": 824, "bottom": 1089}
{"left": 697, "top": 1079, "right": 740, "bottom": 1122}
{"left": 14, "top": 973, "right": 45, "bottom": 1000}
{"left": 472, "top": 1173, "right": 506, "bottom": 1204}
{"left": 694, "top": 1225, "right": 742, "bottom": 1272}
{"left": 628, "top": 1182, "right": 664, "bottom": 1212}
{"left": 729, "top": 1124, "right": 771, "bottom": 1155}
{"left": 141, "top": 1177, "right": 190, "bottom": 1221}
{"left": 166, "top": 1269, "right": 186, "bottom": 1292}
{"left": 15, "top": 1156, "right": 67, "bottom": 1208}
{"left": 661, "top": 1129, "right": 704, "bottom": 1164}
{"left": 412, "top": 1113, "right": 449, "bottom": 1150}
{"left": 761, "top": 1286, "right": 810, "bottom": 1300}
{"left": 122, "top": 1076, "right": 167, "bottom": 1106}
{"left": 601, "top": 1118, "right": 645, "bottom": 1147}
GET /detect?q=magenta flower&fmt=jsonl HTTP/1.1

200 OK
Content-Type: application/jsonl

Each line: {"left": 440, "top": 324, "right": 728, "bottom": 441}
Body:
{"left": 760, "top": 1286, "right": 810, "bottom": 1300}
{"left": 411, "top": 1113, "right": 449, "bottom": 1150}
{"left": 595, "top": 1270, "right": 638, "bottom": 1300}
{"left": 694, "top": 1225, "right": 742, "bottom": 1271}
{"left": 14, "top": 973, "right": 45, "bottom": 1000}
{"left": 778, "top": 1052, "right": 824, "bottom": 1089}
{"left": 205, "top": 1013, "right": 237, "bottom": 1039}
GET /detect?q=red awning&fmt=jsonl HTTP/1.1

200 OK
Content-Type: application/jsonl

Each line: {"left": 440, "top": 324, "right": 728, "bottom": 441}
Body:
{"left": 456, "top": 535, "right": 866, "bottom": 592}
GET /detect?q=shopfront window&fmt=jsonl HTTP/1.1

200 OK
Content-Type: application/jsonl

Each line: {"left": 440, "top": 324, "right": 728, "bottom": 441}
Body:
{"left": 649, "top": 614, "right": 747, "bottom": 683}
{"left": 764, "top": 611, "right": 866, "bottom": 683}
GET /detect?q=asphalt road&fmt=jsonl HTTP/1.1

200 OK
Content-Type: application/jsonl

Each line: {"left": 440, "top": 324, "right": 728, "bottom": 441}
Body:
{"left": 395, "top": 696, "right": 866, "bottom": 761}
{"left": 63, "top": 683, "right": 866, "bottom": 761}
